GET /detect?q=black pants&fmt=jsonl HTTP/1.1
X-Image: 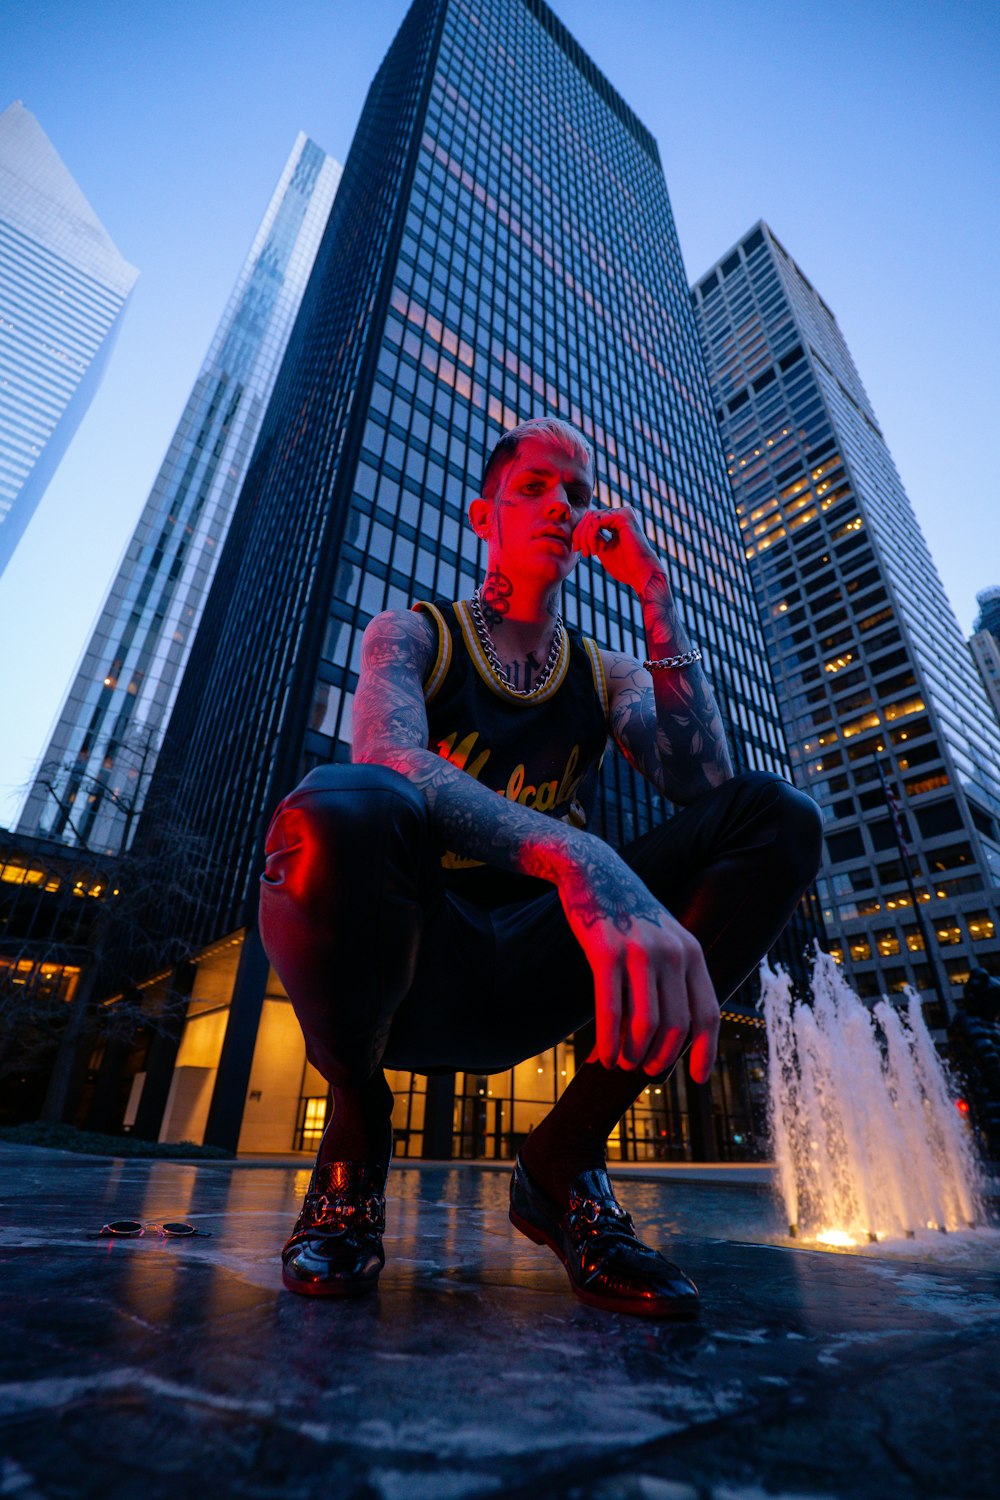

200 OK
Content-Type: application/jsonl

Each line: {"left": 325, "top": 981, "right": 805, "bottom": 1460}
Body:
{"left": 258, "top": 765, "right": 824, "bottom": 1088}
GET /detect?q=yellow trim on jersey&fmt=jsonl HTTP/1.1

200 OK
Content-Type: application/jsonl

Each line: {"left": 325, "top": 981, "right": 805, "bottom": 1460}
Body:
{"left": 453, "top": 598, "right": 570, "bottom": 705}
{"left": 582, "top": 636, "right": 609, "bottom": 721}
{"left": 411, "top": 601, "right": 451, "bottom": 703}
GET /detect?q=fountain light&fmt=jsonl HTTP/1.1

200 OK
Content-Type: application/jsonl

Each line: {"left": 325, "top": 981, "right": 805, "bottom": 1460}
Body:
{"left": 761, "top": 949, "right": 985, "bottom": 1249}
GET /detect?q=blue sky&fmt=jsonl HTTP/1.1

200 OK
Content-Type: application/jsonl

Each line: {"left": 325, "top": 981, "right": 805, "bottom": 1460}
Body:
{"left": 1, "top": 0, "right": 998, "bottom": 825}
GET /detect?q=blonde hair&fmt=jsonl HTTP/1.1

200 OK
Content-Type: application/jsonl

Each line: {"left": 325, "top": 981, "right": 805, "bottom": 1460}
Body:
{"left": 481, "top": 417, "right": 593, "bottom": 499}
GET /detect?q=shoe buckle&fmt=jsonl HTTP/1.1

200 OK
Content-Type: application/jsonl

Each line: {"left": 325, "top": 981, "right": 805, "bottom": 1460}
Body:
{"left": 572, "top": 1195, "right": 630, "bottom": 1230}
{"left": 309, "top": 1193, "right": 343, "bottom": 1226}
{"left": 304, "top": 1190, "right": 384, "bottom": 1231}
{"left": 364, "top": 1195, "right": 385, "bottom": 1227}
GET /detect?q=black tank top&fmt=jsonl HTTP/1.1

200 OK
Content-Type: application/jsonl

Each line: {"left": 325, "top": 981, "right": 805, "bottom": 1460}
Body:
{"left": 412, "top": 597, "right": 609, "bottom": 907}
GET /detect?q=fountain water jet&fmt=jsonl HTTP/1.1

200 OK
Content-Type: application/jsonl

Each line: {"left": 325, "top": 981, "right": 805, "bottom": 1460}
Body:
{"left": 761, "top": 949, "right": 984, "bottom": 1246}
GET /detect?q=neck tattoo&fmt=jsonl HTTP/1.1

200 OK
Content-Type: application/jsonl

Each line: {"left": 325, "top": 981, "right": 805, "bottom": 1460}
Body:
{"left": 470, "top": 589, "right": 564, "bottom": 699}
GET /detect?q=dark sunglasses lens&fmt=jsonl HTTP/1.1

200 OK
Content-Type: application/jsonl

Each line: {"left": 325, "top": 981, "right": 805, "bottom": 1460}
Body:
{"left": 161, "top": 1222, "right": 196, "bottom": 1236}
{"left": 106, "top": 1220, "right": 143, "bottom": 1235}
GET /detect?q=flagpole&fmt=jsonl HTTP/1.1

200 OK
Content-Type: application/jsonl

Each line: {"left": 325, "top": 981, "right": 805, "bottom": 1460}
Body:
{"left": 871, "top": 751, "right": 951, "bottom": 1019}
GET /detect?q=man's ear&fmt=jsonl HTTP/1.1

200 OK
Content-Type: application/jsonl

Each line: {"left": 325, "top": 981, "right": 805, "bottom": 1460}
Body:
{"left": 468, "top": 496, "right": 492, "bottom": 539}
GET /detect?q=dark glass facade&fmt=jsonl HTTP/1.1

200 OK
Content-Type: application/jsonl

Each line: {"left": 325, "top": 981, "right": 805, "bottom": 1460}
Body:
{"left": 132, "top": 0, "right": 819, "bottom": 1159}
{"left": 692, "top": 222, "right": 1000, "bottom": 1016}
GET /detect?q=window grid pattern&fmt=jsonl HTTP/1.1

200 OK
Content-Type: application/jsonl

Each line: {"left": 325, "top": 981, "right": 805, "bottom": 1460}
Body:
{"left": 310, "top": 0, "right": 797, "bottom": 825}
{"left": 133, "top": 0, "right": 832, "bottom": 1162}
{"left": 18, "top": 137, "right": 341, "bottom": 857}
{"left": 692, "top": 222, "right": 1000, "bottom": 1004}
{"left": 142, "top": 0, "right": 445, "bottom": 933}
{"left": 0, "top": 102, "right": 138, "bottom": 574}
{"left": 146, "top": 0, "right": 813, "bottom": 949}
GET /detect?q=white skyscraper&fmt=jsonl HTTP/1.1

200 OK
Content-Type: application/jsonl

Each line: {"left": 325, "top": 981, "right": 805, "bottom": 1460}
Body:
{"left": 0, "top": 100, "right": 138, "bottom": 576}
{"left": 18, "top": 133, "right": 341, "bottom": 853}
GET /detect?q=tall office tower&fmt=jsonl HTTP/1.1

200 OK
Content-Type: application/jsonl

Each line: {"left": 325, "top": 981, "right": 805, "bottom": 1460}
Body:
{"left": 975, "top": 587, "right": 1000, "bottom": 644}
{"left": 0, "top": 101, "right": 138, "bottom": 576}
{"left": 18, "top": 135, "right": 342, "bottom": 855}
{"left": 691, "top": 222, "right": 1000, "bottom": 1016}
{"left": 970, "top": 587, "right": 1000, "bottom": 725}
{"left": 127, "top": 0, "right": 814, "bottom": 1161}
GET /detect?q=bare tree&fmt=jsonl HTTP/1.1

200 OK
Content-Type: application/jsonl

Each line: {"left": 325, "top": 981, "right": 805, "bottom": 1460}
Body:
{"left": 0, "top": 844, "right": 108, "bottom": 1095}
{"left": 7, "top": 731, "right": 224, "bottom": 1125}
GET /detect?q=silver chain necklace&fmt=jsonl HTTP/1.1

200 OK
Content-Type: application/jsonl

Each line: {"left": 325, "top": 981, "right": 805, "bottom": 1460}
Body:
{"left": 469, "top": 589, "right": 564, "bottom": 699}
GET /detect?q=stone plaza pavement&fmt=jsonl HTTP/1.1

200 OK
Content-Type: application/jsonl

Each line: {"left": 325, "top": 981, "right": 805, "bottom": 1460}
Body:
{"left": 1, "top": 1143, "right": 998, "bottom": 1500}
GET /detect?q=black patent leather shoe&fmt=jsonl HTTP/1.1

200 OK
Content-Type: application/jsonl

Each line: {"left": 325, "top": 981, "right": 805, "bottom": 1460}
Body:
{"left": 281, "top": 1155, "right": 388, "bottom": 1298}
{"left": 509, "top": 1155, "right": 699, "bottom": 1319}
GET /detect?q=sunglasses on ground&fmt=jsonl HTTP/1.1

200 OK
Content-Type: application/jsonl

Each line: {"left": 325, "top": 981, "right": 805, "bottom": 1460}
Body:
{"left": 97, "top": 1219, "right": 212, "bottom": 1238}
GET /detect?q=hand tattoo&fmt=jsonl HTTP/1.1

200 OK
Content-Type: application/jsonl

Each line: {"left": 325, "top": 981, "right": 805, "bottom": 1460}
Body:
{"left": 529, "top": 842, "right": 664, "bottom": 933}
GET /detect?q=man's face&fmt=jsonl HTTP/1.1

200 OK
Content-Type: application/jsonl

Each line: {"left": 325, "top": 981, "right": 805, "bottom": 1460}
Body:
{"left": 476, "top": 432, "right": 594, "bottom": 583}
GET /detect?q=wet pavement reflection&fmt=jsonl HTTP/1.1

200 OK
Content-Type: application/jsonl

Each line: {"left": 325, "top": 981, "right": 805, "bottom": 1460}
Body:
{"left": 1, "top": 1144, "right": 998, "bottom": 1499}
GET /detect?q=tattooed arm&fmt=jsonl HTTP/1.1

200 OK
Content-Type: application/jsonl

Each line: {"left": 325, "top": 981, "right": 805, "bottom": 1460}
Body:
{"left": 353, "top": 609, "right": 719, "bottom": 1080}
{"left": 574, "top": 507, "right": 734, "bottom": 804}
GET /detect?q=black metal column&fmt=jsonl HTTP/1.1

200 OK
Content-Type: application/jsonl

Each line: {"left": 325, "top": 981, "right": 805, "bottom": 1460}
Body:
{"left": 422, "top": 1072, "right": 455, "bottom": 1159}
{"left": 686, "top": 1078, "right": 718, "bottom": 1162}
{"left": 203, "top": 926, "right": 270, "bottom": 1153}
{"left": 131, "top": 961, "right": 197, "bottom": 1141}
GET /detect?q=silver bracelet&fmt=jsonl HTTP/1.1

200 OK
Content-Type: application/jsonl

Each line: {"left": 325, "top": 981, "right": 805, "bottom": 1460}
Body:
{"left": 643, "top": 647, "right": 702, "bottom": 670}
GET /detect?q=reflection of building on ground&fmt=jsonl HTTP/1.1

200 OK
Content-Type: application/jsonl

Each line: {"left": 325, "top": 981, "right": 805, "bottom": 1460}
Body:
{"left": 692, "top": 223, "right": 1000, "bottom": 1021}
{"left": 76, "top": 0, "right": 825, "bottom": 1161}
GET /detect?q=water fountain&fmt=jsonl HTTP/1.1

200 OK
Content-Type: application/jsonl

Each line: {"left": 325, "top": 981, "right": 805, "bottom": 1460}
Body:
{"left": 760, "top": 949, "right": 984, "bottom": 1247}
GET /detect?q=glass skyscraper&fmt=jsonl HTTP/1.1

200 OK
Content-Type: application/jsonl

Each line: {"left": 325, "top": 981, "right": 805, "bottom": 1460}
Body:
{"left": 18, "top": 134, "right": 341, "bottom": 856}
{"left": 0, "top": 101, "right": 138, "bottom": 577}
{"left": 124, "top": 0, "right": 817, "bottom": 1161}
{"left": 970, "top": 587, "right": 1000, "bottom": 728}
{"left": 974, "top": 587, "right": 1000, "bottom": 643}
{"left": 691, "top": 221, "right": 1000, "bottom": 1014}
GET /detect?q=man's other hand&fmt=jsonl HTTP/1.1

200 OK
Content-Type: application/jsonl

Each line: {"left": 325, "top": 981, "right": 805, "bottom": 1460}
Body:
{"left": 573, "top": 504, "right": 662, "bottom": 594}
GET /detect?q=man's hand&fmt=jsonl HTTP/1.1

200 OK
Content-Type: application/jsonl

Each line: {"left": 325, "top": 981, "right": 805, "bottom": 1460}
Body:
{"left": 549, "top": 839, "right": 720, "bottom": 1082}
{"left": 573, "top": 504, "right": 661, "bottom": 593}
